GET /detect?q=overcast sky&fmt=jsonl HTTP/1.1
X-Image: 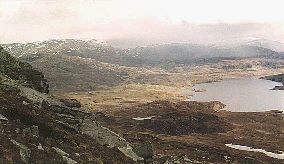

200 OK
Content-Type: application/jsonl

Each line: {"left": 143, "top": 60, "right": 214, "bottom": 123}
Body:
{"left": 1, "top": 0, "right": 284, "bottom": 47}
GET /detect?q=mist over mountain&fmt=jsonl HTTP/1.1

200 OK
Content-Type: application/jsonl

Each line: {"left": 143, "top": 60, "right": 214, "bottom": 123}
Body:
{"left": 2, "top": 38, "right": 283, "bottom": 67}
{"left": 210, "top": 37, "right": 284, "bottom": 52}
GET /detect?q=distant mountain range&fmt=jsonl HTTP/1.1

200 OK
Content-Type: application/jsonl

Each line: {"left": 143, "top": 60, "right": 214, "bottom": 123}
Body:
{"left": 2, "top": 38, "right": 283, "bottom": 66}
{"left": 2, "top": 38, "right": 284, "bottom": 92}
{"left": 210, "top": 37, "right": 284, "bottom": 52}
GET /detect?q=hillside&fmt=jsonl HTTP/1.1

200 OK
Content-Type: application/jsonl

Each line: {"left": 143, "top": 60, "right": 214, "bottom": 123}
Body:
{"left": 0, "top": 47, "right": 49, "bottom": 93}
{"left": 210, "top": 37, "right": 284, "bottom": 52}
{"left": 30, "top": 54, "right": 128, "bottom": 93}
{"left": 124, "top": 44, "right": 281, "bottom": 66}
{"left": 0, "top": 47, "right": 139, "bottom": 163}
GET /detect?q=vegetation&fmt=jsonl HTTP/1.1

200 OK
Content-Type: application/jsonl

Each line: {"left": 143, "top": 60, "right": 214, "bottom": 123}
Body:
{"left": 0, "top": 46, "right": 49, "bottom": 93}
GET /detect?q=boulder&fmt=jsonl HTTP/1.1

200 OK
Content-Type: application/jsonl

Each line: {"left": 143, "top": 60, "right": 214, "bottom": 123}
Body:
{"left": 0, "top": 114, "right": 8, "bottom": 121}
{"left": 23, "top": 125, "right": 39, "bottom": 137}
{"left": 60, "top": 99, "right": 81, "bottom": 108}
{"left": 80, "top": 117, "right": 143, "bottom": 162}
{"left": 132, "top": 142, "right": 154, "bottom": 159}
{"left": 270, "top": 86, "right": 284, "bottom": 90}
{"left": 10, "top": 139, "right": 31, "bottom": 163}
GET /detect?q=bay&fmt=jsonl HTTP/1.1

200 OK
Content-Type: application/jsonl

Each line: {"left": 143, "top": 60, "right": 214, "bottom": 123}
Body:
{"left": 186, "top": 78, "right": 284, "bottom": 112}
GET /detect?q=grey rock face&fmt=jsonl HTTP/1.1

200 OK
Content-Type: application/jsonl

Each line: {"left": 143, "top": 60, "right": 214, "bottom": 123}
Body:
{"left": 53, "top": 147, "right": 78, "bottom": 164}
{"left": 60, "top": 99, "right": 81, "bottom": 108}
{"left": 56, "top": 113, "right": 80, "bottom": 125}
{"left": 0, "top": 114, "right": 8, "bottom": 121}
{"left": 23, "top": 125, "right": 39, "bottom": 137}
{"left": 0, "top": 46, "right": 49, "bottom": 93}
{"left": 133, "top": 143, "right": 154, "bottom": 159}
{"left": 10, "top": 139, "right": 31, "bottom": 163}
{"left": 80, "top": 117, "right": 143, "bottom": 162}
{"left": 270, "top": 86, "right": 284, "bottom": 90}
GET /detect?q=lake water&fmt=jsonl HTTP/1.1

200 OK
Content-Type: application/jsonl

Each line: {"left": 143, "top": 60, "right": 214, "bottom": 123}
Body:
{"left": 225, "top": 144, "right": 284, "bottom": 159}
{"left": 184, "top": 78, "right": 284, "bottom": 112}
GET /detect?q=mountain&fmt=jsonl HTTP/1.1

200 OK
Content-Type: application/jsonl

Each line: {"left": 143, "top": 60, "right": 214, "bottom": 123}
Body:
{"left": 211, "top": 37, "right": 284, "bottom": 52}
{"left": 223, "top": 45, "right": 280, "bottom": 58}
{"left": 1, "top": 39, "right": 282, "bottom": 93}
{"left": 1, "top": 39, "right": 117, "bottom": 60}
{"left": 3, "top": 39, "right": 282, "bottom": 66}
{"left": 122, "top": 43, "right": 281, "bottom": 66}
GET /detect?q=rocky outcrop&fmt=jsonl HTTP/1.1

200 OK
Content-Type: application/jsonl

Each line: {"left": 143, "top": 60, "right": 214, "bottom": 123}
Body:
{"left": 10, "top": 139, "right": 31, "bottom": 163}
{"left": 80, "top": 117, "right": 144, "bottom": 162}
{"left": 1, "top": 72, "right": 143, "bottom": 162}
{"left": 0, "top": 46, "right": 49, "bottom": 93}
{"left": 0, "top": 81, "right": 135, "bottom": 163}
{"left": 270, "top": 85, "right": 284, "bottom": 90}
{"left": 60, "top": 99, "right": 82, "bottom": 108}
{"left": 260, "top": 73, "right": 284, "bottom": 84}
{"left": 0, "top": 46, "right": 136, "bottom": 163}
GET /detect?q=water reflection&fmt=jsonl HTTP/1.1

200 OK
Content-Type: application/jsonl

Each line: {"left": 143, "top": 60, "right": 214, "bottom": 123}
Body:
{"left": 225, "top": 144, "right": 284, "bottom": 159}
{"left": 186, "top": 78, "right": 284, "bottom": 112}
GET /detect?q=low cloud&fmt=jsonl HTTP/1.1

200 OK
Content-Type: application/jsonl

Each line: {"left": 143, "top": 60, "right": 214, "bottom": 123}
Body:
{"left": 107, "top": 22, "right": 284, "bottom": 48}
{"left": 1, "top": 0, "right": 284, "bottom": 47}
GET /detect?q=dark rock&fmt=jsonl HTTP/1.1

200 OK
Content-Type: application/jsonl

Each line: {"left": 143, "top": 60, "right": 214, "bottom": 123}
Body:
{"left": 23, "top": 125, "right": 39, "bottom": 137}
{"left": 41, "top": 100, "right": 70, "bottom": 114}
{"left": 60, "top": 99, "right": 81, "bottom": 108}
{"left": 268, "top": 110, "right": 283, "bottom": 114}
{"left": 0, "top": 46, "right": 135, "bottom": 163}
{"left": 41, "top": 100, "right": 50, "bottom": 109}
{"left": 270, "top": 86, "right": 284, "bottom": 90}
{"left": 10, "top": 139, "right": 31, "bottom": 163}
{"left": 136, "top": 132, "right": 156, "bottom": 141}
{"left": 152, "top": 154, "right": 169, "bottom": 164}
{"left": 133, "top": 142, "right": 154, "bottom": 159}
{"left": 260, "top": 73, "right": 284, "bottom": 84}
{"left": 57, "top": 117, "right": 80, "bottom": 125}
{"left": 49, "top": 105, "right": 69, "bottom": 113}
{"left": 0, "top": 47, "right": 49, "bottom": 93}
{"left": 0, "top": 84, "right": 20, "bottom": 94}
{"left": 0, "top": 114, "right": 8, "bottom": 121}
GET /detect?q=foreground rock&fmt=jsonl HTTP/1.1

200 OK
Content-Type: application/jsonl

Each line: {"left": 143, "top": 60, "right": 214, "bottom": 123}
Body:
{"left": 0, "top": 46, "right": 136, "bottom": 163}
{"left": 0, "top": 86, "right": 136, "bottom": 163}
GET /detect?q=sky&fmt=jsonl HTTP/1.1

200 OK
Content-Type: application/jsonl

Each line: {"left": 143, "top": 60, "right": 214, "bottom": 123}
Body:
{"left": 1, "top": 0, "right": 284, "bottom": 47}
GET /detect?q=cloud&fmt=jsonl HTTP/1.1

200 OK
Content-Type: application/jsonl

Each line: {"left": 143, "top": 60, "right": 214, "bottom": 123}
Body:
{"left": 0, "top": 0, "right": 284, "bottom": 45}
{"left": 107, "top": 22, "right": 284, "bottom": 48}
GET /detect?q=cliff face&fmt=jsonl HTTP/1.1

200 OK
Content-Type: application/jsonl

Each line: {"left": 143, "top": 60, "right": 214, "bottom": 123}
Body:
{"left": 0, "top": 46, "right": 49, "bottom": 93}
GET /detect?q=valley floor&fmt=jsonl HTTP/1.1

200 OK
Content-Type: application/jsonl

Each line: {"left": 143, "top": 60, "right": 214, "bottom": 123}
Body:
{"left": 55, "top": 58, "right": 284, "bottom": 113}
